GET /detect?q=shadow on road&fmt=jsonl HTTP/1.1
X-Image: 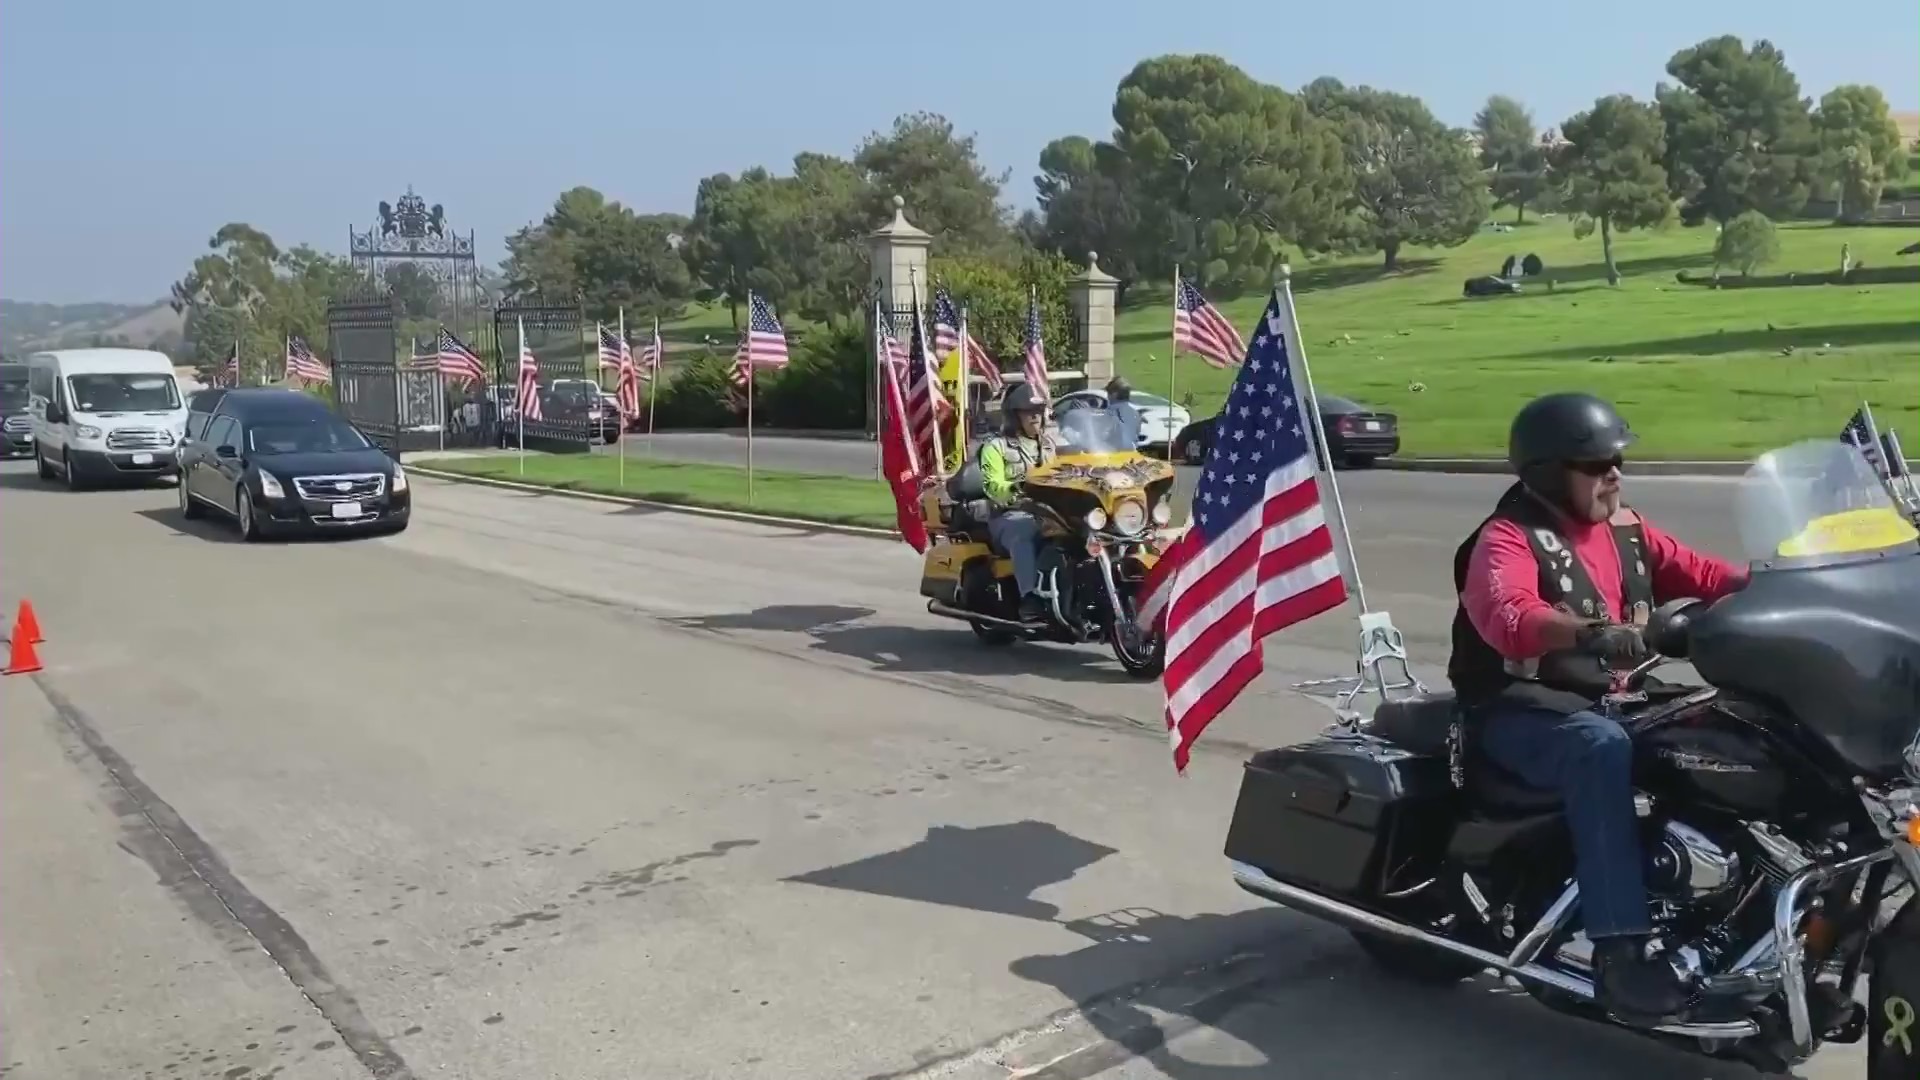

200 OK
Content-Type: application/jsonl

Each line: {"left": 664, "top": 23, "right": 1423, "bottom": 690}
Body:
{"left": 1006, "top": 910, "right": 1787, "bottom": 1080}
{"left": 665, "top": 604, "right": 1149, "bottom": 684}
{"left": 787, "top": 821, "right": 1119, "bottom": 922}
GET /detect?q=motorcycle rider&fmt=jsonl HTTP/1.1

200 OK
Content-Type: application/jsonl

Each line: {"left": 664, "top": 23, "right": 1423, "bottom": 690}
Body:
{"left": 981, "top": 382, "right": 1059, "bottom": 621}
{"left": 1450, "top": 392, "right": 1749, "bottom": 1024}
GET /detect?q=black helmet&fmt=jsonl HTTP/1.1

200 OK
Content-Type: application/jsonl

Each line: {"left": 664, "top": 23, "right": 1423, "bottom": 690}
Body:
{"left": 1508, "top": 392, "right": 1634, "bottom": 501}
{"left": 1106, "top": 376, "right": 1132, "bottom": 400}
{"left": 1003, "top": 382, "right": 1047, "bottom": 414}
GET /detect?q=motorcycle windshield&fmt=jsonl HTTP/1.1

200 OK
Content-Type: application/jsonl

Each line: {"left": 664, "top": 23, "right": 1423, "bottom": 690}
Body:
{"left": 1733, "top": 438, "right": 1919, "bottom": 568}
{"left": 1053, "top": 408, "right": 1133, "bottom": 456}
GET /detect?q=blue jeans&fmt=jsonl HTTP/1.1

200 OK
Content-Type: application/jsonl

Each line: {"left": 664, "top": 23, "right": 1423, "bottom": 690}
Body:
{"left": 987, "top": 510, "right": 1042, "bottom": 595}
{"left": 1478, "top": 706, "right": 1650, "bottom": 939}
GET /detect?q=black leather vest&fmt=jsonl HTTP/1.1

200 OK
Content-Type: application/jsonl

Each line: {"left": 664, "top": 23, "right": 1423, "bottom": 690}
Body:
{"left": 1448, "top": 482, "right": 1654, "bottom": 713}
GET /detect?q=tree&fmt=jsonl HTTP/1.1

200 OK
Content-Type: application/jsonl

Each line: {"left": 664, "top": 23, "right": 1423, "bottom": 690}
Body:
{"left": 1812, "top": 84, "right": 1907, "bottom": 221}
{"left": 168, "top": 224, "right": 363, "bottom": 380}
{"left": 383, "top": 262, "right": 443, "bottom": 321}
{"left": 1475, "top": 95, "right": 1550, "bottom": 223}
{"left": 930, "top": 252, "right": 1081, "bottom": 375}
{"left": 1554, "top": 95, "right": 1673, "bottom": 286}
{"left": 854, "top": 113, "right": 1010, "bottom": 256}
{"left": 1304, "top": 79, "right": 1490, "bottom": 269}
{"left": 1031, "top": 136, "right": 1142, "bottom": 300}
{"left": 1714, "top": 210, "right": 1779, "bottom": 276}
{"left": 1108, "top": 55, "right": 1351, "bottom": 291}
{"left": 680, "top": 169, "right": 800, "bottom": 330}
{"left": 501, "top": 187, "right": 693, "bottom": 324}
{"left": 764, "top": 153, "right": 873, "bottom": 328}
{"left": 1656, "top": 36, "right": 1817, "bottom": 225}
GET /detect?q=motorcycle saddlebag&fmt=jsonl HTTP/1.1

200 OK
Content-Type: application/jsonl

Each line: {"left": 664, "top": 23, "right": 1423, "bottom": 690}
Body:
{"left": 1222, "top": 734, "right": 1456, "bottom": 896}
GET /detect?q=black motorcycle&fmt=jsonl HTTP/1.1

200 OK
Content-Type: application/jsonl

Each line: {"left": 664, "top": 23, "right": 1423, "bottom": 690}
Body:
{"left": 1223, "top": 439, "right": 1920, "bottom": 1073}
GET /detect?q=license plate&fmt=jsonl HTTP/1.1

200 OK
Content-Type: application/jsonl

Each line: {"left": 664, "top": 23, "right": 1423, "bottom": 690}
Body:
{"left": 131, "top": 452, "right": 154, "bottom": 465}
{"left": 1364, "top": 421, "right": 1382, "bottom": 432}
{"left": 331, "top": 501, "right": 363, "bottom": 519}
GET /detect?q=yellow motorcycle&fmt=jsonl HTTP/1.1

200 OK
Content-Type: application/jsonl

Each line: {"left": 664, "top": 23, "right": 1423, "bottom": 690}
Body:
{"left": 917, "top": 408, "right": 1175, "bottom": 678}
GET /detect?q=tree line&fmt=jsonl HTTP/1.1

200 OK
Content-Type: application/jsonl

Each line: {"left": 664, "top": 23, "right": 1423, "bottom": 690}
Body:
{"left": 168, "top": 33, "right": 1909, "bottom": 396}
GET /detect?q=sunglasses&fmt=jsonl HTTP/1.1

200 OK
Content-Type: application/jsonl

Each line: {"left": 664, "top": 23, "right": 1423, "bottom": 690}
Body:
{"left": 1567, "top": 457, "right": 1624, "bottom": 477}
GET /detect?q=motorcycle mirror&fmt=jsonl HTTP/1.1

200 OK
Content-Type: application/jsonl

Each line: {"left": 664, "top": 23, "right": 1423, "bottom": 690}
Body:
{"left": 1645, "top": 598, "right": 1708, "bottom": 659}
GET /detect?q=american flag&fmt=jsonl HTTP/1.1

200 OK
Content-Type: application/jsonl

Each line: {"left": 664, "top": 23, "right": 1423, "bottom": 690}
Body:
{"left": 1841, "top": 406, "right": 1885, "bottom": 476}
{"left": 876, "top": 311, "right": 921, "bottom": 480}
{"left": 219, "top": 342, "right": 240, "bottom": 387}
{"left": 732, "top": 292, "right": 790, "bottom": 387}
{"left": 615, "top": 324, "right": 642, "bottom": 420}
{"left": 435, "top": 327, "right": 486, "bottom": 385}
{"left": 932, "top": 286, "right": 1002, "bottom": 391}
{"left": 597, "top": 323, "right": 628, "bottom": 372}
{"left": 1175, "top": 274, "right": 1246, "bottom": 369}
{"left": 1136, "top": 289, "right": 1348, "bottom": 772}
{"left": 516, "top": 319, "right": 544, "bottom": 423}
{"left": 1021, "top": 288, "right": 1049, "bottom": 397}
{"left": 640, "top": 319, "right": 663, "bottom": 382}
{"left": 904, "top": 305, "right": 952, "bottom": 469}
{"left": 285, "top": 336, "right": 331, "bottom": 384}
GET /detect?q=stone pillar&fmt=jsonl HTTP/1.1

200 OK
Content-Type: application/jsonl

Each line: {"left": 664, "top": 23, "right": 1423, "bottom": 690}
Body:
{"left": 867, "top": 195, "right": 933, "bottom": 324}
{"left": 864, "top": 196, "right": 932, "bottom": 436}
{"left": 1068, "top": 251, "right": 1120, "bottom": 387}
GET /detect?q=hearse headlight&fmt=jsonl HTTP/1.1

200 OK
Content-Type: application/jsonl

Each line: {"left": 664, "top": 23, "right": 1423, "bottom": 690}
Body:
{"left": 1111, "top": 498, "right": 1148, "bottom": 536}
{"left": 1084, "top": 507, "right": 1109, "bottom": 531}
{"left": 257, "top": 472, "right": 286, "bottom": 500}
{"left": 391, "top": 465, "right": 408, "bottom": 493}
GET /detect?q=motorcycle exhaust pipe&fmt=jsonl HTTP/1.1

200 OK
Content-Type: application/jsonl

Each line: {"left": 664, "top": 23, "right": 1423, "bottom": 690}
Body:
{"left": 926, "top": 599, "right": 1036, "bottom": 634}
{"left": 1228, "top": 860, "right": 1758, "bottom": 1041}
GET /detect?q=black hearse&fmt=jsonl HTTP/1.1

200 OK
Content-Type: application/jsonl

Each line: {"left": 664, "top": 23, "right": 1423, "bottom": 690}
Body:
{"left": 177, "top": 389, "right": 410, "bottom": 541}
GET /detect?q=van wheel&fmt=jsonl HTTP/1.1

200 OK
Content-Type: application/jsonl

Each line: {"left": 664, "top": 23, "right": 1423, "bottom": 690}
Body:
{"left": 62, "top": 451, "right": 86, "bottom": 492}
{"left": 1350, "top": 931, "right": 1485, "bottom": 985}
{"left": 35, "top": 445, "right": 53, "bottom": 481}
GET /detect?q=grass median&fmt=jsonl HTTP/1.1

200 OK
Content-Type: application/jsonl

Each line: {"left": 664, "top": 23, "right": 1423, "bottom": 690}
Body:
{"left": 421, "top": 452, "right": 902, "bottom": 530}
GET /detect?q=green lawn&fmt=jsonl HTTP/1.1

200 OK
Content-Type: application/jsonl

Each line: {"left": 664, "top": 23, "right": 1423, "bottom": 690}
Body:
{"left": 1117, "top": 220, "right": 1919, "bottom": 459}
{"left": 425, "top": 452, "right": 898, "bottom": 529}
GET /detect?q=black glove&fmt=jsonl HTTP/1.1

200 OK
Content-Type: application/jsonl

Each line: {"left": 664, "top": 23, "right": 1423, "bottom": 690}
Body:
{"left": 1576, "top": 622, "right": 1650, "bottom": 666}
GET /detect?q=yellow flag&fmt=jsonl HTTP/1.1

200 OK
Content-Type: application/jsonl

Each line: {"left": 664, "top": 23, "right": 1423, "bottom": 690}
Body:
{"left": 939, "top": 307, "right": 969, "bottom": 475}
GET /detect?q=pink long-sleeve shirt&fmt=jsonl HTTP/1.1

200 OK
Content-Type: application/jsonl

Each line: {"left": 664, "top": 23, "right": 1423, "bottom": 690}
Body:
{"left": 1463, "top": 510, "right": 1749, "bottom": 661}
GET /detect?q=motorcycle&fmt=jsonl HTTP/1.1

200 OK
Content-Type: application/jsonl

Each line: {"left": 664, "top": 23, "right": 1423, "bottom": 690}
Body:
{"left": 917, "top": 407, "right": 1175, "bottom": 678}
{"left": 1221, "top": 438, "right": 1920, "bottom": 1073}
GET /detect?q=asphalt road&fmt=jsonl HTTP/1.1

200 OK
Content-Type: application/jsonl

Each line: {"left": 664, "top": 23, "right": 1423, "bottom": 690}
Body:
{"left": 0, "top": 464, "right": 1853, "bottom": 1080}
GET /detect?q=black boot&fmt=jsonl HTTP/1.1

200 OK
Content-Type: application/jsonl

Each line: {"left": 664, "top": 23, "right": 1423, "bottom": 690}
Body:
{"left": 1592, "top": 935, "right": 1696, "bottom": 1024}
{"left": 1018, "top": 593, "right": 1050, "bottom": 623}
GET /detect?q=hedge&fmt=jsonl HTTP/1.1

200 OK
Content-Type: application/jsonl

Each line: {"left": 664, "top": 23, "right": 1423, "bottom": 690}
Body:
{"left": 1673, "top": 264, "right": 1920, "bottom": 289}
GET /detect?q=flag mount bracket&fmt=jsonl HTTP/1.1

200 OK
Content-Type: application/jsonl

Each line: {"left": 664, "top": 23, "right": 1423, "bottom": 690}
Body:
{"left": 1291, "top": 610, "right": 1425, "bottom": 731}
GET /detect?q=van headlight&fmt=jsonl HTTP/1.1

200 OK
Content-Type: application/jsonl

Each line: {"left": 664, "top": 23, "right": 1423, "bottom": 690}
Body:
{"left": 1112, "top": 498, "right": 1148, "bottom": 535}
{"left": 75, "top": 424, "right": 104, "bottom": 440}
{"left": 257, "top": 472, "right": 285, "bottom": 500}
{"left": 391, "top": 465, "right": 408, "bottom": 493}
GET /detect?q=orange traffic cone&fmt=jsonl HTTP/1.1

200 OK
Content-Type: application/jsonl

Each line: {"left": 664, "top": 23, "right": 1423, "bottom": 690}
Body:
{"left": 14, "top": 600, "right": 42, "bottom": 645}
{"left": 3, "top": 630, "right": 41, "bottom": 676}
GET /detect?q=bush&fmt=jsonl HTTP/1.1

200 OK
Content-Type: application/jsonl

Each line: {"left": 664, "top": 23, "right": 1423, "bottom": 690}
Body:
{"left": 1714, "top": 211, "right": 1780, "bottom": 276}
{"left": 1672, "top": 263, "right": 1920, "bottom": 288}
{"left": 1521, "top": 252, "right": 1544, "bottom": 276}
{"left": 760, "top": 322, "right": 868, "bottom": 429}
{"left": 653, "top": 350, "right": 742, "bottom": 428}
{"left": 930, "top": 251, "right": 1082, "bottom": 375}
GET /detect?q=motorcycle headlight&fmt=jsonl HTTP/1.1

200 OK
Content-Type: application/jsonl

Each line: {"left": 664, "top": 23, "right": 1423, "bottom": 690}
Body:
{"left": 391, "top": 465, "right": 408, "bottom": 493}
{"left": 1150, "top": 498, "right": 1172, "bottom": 526}
{"left": 1112, "top": 498, "right": 1148, "bottom": 535}
{"left": 1084, "top": 507, "right": 1109, "bottom": 531}
{"left": 257, "top": 472, "right": 285, "bottom": 500}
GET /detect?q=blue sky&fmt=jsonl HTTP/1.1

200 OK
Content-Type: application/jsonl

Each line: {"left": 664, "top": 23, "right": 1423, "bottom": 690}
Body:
{"left": 2, "top": 0, "right": 1914, "bottom": 304}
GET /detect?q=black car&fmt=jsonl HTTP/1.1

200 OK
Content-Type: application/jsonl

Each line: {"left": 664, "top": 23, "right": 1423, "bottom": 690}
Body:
{"left": 1, "top": 363, "right": 30, "bottom": 458}
{"left": 176, "top": 388, "right": 410, "bottom": 541}
{"left": 1170, "top": 393, "right": 1401, "bottom": 468}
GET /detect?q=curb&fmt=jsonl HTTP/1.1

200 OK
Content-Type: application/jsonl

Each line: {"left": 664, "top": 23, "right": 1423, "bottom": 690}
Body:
{"left": 407, "top": 466, "right": 904, "bottom": 540}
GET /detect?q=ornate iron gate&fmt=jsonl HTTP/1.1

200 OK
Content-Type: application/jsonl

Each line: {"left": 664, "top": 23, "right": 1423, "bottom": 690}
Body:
{"left": 493, "top": 298, "right": 590, "bottom": 454}
{"left": 326, "top": 288, "right": 401, "bottom": 457}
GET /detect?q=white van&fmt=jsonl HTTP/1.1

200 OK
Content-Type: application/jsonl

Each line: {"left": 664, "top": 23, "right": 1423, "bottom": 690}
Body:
{"left": 28, "top": 349, "right": 189, "bottom": 488}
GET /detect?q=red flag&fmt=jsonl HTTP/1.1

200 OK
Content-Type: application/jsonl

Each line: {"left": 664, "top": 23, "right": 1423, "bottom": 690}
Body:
{"left": 878, "top": 312, "right": 930, "bottom": 552}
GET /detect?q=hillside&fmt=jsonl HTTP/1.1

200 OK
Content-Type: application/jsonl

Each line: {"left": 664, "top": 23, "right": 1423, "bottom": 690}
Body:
{"left": 0, "top": 299, "right": 185, "bottom": 355}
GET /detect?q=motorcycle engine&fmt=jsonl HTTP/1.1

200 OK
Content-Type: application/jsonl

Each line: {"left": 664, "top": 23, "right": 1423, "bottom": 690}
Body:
{"left": 1645, "top": 820, "right": 1742, "bottom": 901}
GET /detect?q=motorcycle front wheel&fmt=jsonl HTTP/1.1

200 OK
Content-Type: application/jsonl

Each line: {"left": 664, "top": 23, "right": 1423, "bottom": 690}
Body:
{"left": 1109, "top": 607, "right": 1164, "bottom": 679}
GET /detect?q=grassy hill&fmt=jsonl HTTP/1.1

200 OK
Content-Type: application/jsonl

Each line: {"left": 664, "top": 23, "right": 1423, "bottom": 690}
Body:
{"left": 1114, "top": 220, "right": 1918, "bottom": 459}
{"left": 0, "top": 299, "right": 185, "bottom": 355}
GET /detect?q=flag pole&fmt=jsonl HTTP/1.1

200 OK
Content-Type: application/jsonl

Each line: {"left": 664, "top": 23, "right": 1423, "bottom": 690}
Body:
{"left": 618, "top": 307, "right": 627, "bottom": 490}
{"left": 646, "top": 317, "right": 659, "bottom": 458}
{"left": 516, "top": 316, "right": 527, "bottom": 477}
{"left": 745, "top": 292, "right": 756, "bottom": 507}
{"left": 1168, "top": 266, "right": 1181, "bottom": 451}
{"left": 908, "top": 267, "right": 943, "bottom": 475}
{"left": 874, "top": 303, "right": 886, "bottom": 482}
{"left": 1277, "top": 265, "right": 1367, "bottom": 614}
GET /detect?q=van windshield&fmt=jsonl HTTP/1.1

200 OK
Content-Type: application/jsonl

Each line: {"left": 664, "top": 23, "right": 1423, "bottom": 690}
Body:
{"left": 68, "top": 373, "right": 181, "bottom": 413}
{"left": 0, "top": 380, "right": 28, "bottom": 412}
